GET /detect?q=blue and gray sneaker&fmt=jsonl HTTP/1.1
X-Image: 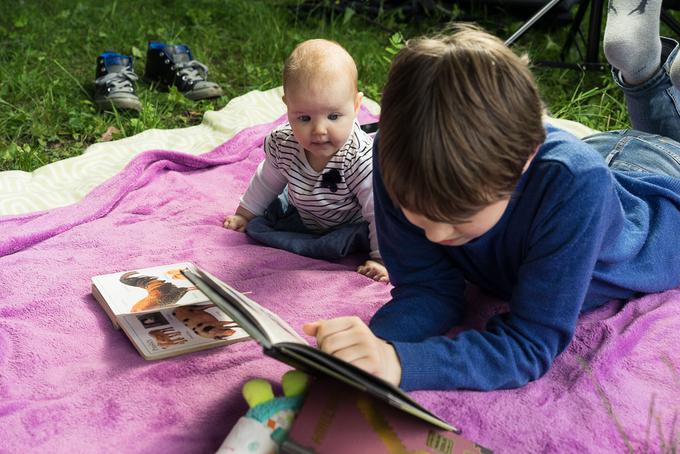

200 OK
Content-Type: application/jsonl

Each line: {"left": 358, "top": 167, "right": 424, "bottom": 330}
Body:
{"left": 94, "top": 52, "right": 142, "bottom": 111}
{"left": 144, "top": 41, "right": 223, "bottom": 100}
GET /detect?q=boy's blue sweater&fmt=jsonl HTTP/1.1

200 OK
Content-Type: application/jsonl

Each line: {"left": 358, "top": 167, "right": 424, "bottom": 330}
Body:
{"left": 370, "top": 126, "right": 680, "bottom": 391}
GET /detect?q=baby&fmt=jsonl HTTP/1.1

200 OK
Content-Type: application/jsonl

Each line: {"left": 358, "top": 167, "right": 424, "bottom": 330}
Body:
{"left": 224, "top": 39, "right": 387, "bottom": 282}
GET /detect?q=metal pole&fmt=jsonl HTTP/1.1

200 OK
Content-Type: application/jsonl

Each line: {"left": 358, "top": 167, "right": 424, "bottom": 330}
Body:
{"left": 586, "top": 0, "right": 604, "bottom": 64}
{"left": 505, "top": 0, "right": 566, "bottom": 46}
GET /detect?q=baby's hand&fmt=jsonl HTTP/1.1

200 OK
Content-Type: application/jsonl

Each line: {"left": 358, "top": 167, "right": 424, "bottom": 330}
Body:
{"left": 357, "top": 259, "right": 389, "bottom": 283}
{"left": 303, "top": 316, "right": 401, "bottom": 386}
{"left": 223, "top": 214, "right": 249, "bottom": 232}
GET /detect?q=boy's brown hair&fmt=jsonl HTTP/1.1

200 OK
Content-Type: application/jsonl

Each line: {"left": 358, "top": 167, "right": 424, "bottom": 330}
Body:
{"left": 379, "top": 24, "right": 546, "bottom": 222}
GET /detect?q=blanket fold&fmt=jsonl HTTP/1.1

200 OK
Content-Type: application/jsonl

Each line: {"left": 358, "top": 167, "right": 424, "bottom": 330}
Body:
{"left": 0, "top": 118, "right": 279, "bottom": 257}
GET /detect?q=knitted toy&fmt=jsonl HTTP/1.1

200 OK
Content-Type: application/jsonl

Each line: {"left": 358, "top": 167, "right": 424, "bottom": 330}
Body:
{"left": 216, "top": 370, "right": 309, "bottom": 454}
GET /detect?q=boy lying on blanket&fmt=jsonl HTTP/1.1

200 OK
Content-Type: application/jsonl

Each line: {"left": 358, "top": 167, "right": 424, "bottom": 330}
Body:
{"left": 304, "top": 16, "right": 680, "bottom": 391}
{"left": 224, "top": 39, "right": 388, "bottom": 283}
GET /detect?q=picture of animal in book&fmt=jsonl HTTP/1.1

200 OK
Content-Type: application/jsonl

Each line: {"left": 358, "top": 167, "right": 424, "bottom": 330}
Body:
{"left": 149, "top": 327, "right": 188, "bottom": 348}
{"left": 118, "top": 268, "right": 198, "bottom": 312}
{"left": 172, "top": 305, "right": 240, "bottom": 340}
{"left": 138, "top": 304, "right": 244, "bottom": 350}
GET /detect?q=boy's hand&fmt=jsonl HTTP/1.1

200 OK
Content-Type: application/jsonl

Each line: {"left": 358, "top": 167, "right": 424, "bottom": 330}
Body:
{"left": 357, "top": 259, "right": 389, "bottom": 283}
{"left": 303, "top": 316, "right": 402, "bottom": 386}
{"left": 223, "top": 214, "right": 249, "bottom": 232}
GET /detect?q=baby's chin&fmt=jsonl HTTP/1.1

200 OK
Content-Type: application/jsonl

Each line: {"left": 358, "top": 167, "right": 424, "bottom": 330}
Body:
{"left": 305, "top": 142, "right": 339, "bottom": 154}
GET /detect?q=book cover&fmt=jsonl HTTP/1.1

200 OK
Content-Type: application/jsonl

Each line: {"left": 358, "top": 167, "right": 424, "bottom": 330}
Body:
{"left": 283, "top": 378, "right": 492, "bottom": 454}
{"left": 91, "top": 262, "right": 250, "bottom": 360}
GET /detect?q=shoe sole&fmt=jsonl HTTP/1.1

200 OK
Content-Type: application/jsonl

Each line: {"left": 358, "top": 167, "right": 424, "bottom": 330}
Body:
{"left": 145, "top": 77, "right": 223, "bottom": 101}
{"left": 95, "top": 97, "right": 142, "bottom": 112}
{"left": 184, "top": 85, "right": 223, "bottom": 101}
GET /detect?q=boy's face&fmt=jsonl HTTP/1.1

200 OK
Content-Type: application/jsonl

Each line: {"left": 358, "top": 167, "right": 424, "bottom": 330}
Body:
{"left": 401, "top": 199, "right": 510, "bottom": 246}
{"left": 283, "top": 76, "right": 362, "bottom": 161}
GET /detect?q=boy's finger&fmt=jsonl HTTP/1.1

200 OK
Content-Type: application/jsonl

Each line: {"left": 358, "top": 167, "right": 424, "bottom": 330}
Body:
{"left": 302, "top": 321, "right": 321, "bottom": 336}
{"left": 315, "top": 317, "right": 360, "bottom": 343}
{"left": 332, "top": 344, "right": 371, "bottom": 365}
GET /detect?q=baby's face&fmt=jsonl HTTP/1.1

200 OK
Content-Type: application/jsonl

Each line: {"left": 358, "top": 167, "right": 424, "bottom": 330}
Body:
{"left": 284, "top": 76, "right": 361, "bottom": 162}
{"left": 401, "top": 199, "right": 510, "bottom": 246}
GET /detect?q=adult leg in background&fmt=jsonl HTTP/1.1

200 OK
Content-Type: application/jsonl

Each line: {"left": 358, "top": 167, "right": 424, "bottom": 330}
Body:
{"left": 583, "top": 39, "right": 680, "bottom": 177}
{"left": 615, "top": 38, "right": 680, "bottom": 143}
{"left": 602, "top": 0, "right": 680, "bottom": 141}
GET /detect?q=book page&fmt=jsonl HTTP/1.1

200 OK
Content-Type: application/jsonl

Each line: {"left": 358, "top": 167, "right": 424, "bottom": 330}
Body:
{"left": 185, "top": 267, "right": 308, "bottom": 347}
{"left": 226, "top": 289, "right": 308, "bottom": 346}
{"left": 92, "top": 262, "right": 209, "bottom": 317}
{"left": 118, "top": 302, "right": 250, "bottom": 360}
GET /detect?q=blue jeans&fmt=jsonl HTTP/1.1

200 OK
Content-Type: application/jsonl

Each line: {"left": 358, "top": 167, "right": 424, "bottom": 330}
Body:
{"left": 583, "top": 37, "right": 680, "bottom": 178}
{"left": 245, "top": 189, "right": 371, "bottom": 260}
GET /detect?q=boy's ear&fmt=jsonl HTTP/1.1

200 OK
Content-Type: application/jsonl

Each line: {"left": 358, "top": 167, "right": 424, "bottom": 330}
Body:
{"left": 282, "top": 94, "right": 287, "bottom": 106}
{"left": 354, "top": 91, "right": 363, "bottom": 114}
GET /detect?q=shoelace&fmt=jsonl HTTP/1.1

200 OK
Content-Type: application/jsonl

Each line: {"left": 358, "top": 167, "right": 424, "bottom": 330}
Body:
{"left": 171, "top": 60, "right": 209, "bottom": 85}
{"left": 95, "top": 68, "right": 138, "bottom": 93}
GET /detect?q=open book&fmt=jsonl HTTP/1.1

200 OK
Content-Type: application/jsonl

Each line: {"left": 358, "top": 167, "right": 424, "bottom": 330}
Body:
{"left": 182, "top": 264, "right": 458, "bottom": 433}
{"left": 91, "top": 262, "right": 250, "bottom": 360}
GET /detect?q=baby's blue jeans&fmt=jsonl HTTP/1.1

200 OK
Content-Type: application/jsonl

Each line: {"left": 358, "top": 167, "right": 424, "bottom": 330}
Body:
{"left": 584, "top": 37, "right": 680, "bottom": 177}
{"left": 245, "top": 188, "right": 370, "bottom": 260}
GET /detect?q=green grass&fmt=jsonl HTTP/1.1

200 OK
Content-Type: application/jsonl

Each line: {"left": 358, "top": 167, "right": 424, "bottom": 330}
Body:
{"left": 0, "top": 0, "right": 397, "bottom": 171}
{"left": 0, "top": 0, "right": 673, "bottom": 172}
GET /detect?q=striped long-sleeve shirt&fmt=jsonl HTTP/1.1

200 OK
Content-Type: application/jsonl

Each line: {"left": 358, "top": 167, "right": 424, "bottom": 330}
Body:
{"left": 240, "top": 121, "right": 379, "bottom": 259}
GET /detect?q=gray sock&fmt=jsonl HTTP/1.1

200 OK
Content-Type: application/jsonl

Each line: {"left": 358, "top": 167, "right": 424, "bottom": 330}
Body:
{"left": 603, "top": 0, "right": 662, "bottom": 85}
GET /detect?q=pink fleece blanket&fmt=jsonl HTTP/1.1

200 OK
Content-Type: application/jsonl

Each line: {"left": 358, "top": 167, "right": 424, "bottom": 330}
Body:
{"left": 1, "top": 110, "right": 679, "bottom": 453}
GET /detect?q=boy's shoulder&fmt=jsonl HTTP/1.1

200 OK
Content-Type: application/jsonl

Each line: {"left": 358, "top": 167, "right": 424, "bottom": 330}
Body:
{"left": 534, "top": 125, "right": 607, "bottom": 176}
{"left": 516, "top": 126, "right": 614, "bottom": 208}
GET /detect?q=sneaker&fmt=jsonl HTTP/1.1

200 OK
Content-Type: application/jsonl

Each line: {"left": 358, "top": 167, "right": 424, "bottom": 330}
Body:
{"left": 144, "top": 41, "right": 223, "bottom": 100}
{"left": 94, "top": 52, "right": 142, "bottom": 111}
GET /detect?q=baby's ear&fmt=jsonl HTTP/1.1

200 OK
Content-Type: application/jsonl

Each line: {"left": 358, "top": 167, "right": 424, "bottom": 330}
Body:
{"left": 282, "top": 94, "right": 287, "bottom": 106}
{"left": 354, "top": 91, "right": 363, "bottom": 114}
